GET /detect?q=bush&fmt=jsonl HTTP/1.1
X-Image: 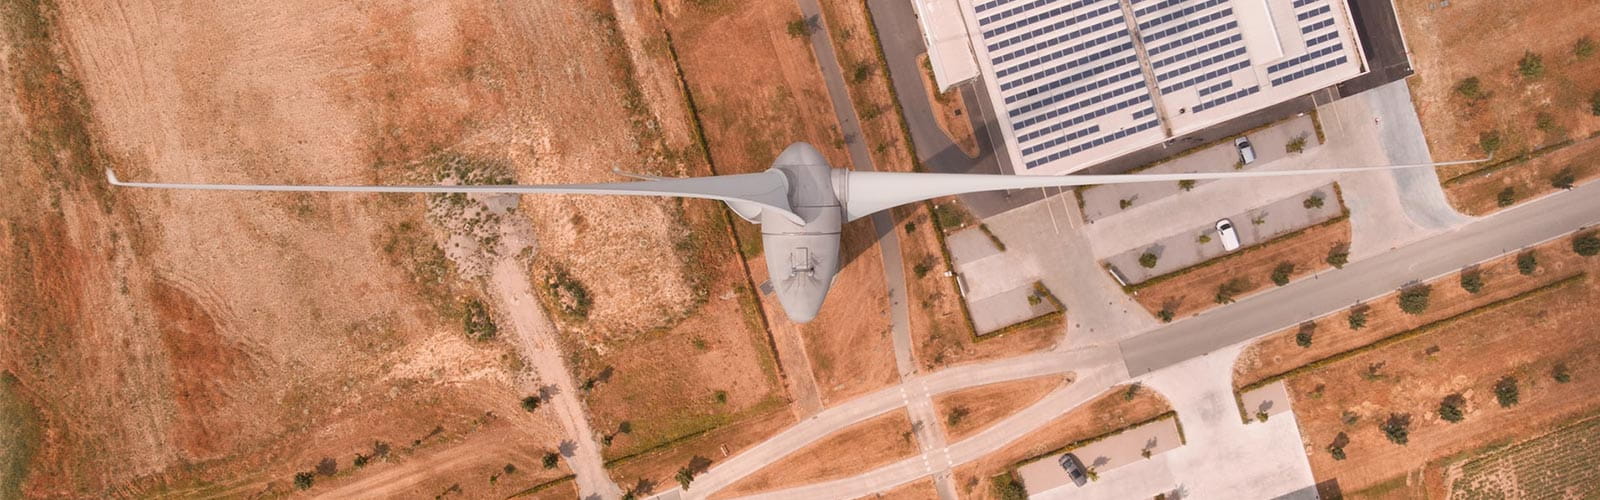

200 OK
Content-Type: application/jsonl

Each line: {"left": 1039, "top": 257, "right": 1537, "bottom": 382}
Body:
{"left": 851, "top": 62, "right": 873, "bottom": 84}
{"left": 462, "top": 298, "right": 498, "bottom": 341}
{"left": 1517, "top": 51, "right": 1544, "bottom": 78}
{"left": 1303, "top": 194, "right": 1324, "bottom": 209}
{"left": 354, "top": 454, "right": 370, "bottom": 468}
{"left": 1326, "top": 245, "right": 1350, "bottom": 269}
{"left": 1591, "top": 91, "right": 1600, "bottom": 116}
{"left": 785, "top": 18, "right": 812, "bottom": 38}
{"left": 543, "top": 452, "right": 560, "bottom": 469}
{"left": 903, "top": 222, "right": 916, "bottom": 233}
{"left": 1553, "top": 363, "right": 1572, "bottom": 383}
{"left": 1197, "top": 233, "right": 1212, "bottom": 244}
{"left": 1157, "top": 307, "right": 1175, "bottom": 323}
{"left": 1459, "top": 271, "right": 1484, "bottom": 294}
{"left": 1271, "top": 262, "right": 1295, "bottom": 286}
{"left": 1295, "top": 328, "right": 1313, "bottom": 348}
{"left": 1535, "top": 112, "right": 1557, "bottom": 133}
{"left": 1478, "top": 130, "right": 1502, "bottom": 154}
{"left": 913, "top": 259, "right": 932, "bottom": 278}
{"left": 1398, "top": 285, "right": 1431, "bottom": 315}
{"left": 1495, "top": 376, "right": 1519, "bottom": 407}
{"left": 1214, "top": 278, "right": 1249, "bottom": 304}
{"left": 1380, "top": 413, "right": 1411, "bottom": 445}
{"left": 521, "top": 395, "right": 541, "bottom": 412}
{"left": 1438, "top": 394, "right": 1466, "bottom": 423}
{"left": 947, "top": 406, "right": 970, "bottom": 427}
{"left": 1179, "top": 179, "right": 1196, "bottom": 191}
{"left": 1123, "top": 383, "right": 1141, "bottom": 401}
{"left": 294, "top": 471, "right": 315, "bottom": 490}
{"left": 316, "top": 457, "right": 337, "bottom": 476}
{"left": 1497, "top": 187, "right": 1516, "bottom": 207}
{"left": 1347, "top": 309, "right": 1367, "bottom": 329}
{"left": 1120, "top": 198, "right": 1134, "bottom": 209}
{"left": 1139, "top": 252, "right": 1159, "bottom": 268}
{"left": 1454, "top": 77, "right": 1484, "bottom": 100}
{"left": 1551, "top": 168, "right": 1576, "bottom": 190}
{"left": 1517, "top": 251, "right": 1538, "bottom": 275}
{"left": 1329, "top": 446, "right": 1347, "bottom": 460}
{"left": 1286, "top": 134, "right": 1308, "bottom": 154}
{"left": 676, "top": 467, "right": 695, "bottom": 490}
{"left": 991, "top": 474, "right": 1028, "bottom": 500}
{"left": 1573, "top": 232, "right": 1600, "bottom": 256}
{"left": 1578, "top": 36, "right": 1598, "bottom": 58}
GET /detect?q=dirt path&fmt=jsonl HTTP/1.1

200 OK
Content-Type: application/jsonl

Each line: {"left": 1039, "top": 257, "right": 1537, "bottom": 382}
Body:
{"left": 490, "top": 255, "right": 621, "bottom": 500}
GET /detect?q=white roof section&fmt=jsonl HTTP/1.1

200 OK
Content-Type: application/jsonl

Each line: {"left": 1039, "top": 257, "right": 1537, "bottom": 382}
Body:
{"left": 951, "top": 0, "right": 1365, "bottom": 175}
{"left": 912, "top": 0, "right": 982, "bottom": 92}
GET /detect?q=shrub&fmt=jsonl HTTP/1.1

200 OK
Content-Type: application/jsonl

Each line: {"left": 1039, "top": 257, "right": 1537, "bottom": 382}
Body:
{"left": 1179, "top": 179, "right": 1196, "bottom": 191}
{"left": 1326, "top": 245, "right": 1350, "bottom": 269}
{"left": 1517, "top": 251, "right": 1538, "bottom": 275}
{"left": 1303, "top": 194, "right": 1324, "bottom": 209}
{"left": 1397, "top": 285, "right": 1431, "bottom": 315}
{"left": 1497, "top": 186, "right": 1517, "bottom": 207}
{"left": 903, "top": 222, "right": 916, "bottom": 233}
{"left": 1286, "top": 134, "right": 1308, "bottom": 154}
{"left": 1256, "top": 410, "right": 1270, "bottom": 422}
{"left": 1553, "top": 363, "right": 1572, "bottom": 383}
{"left": 1328, "top": 432, "right": 1350, "bottom": 461}
{"left": 294, "top": 471, "right": 315, "bottom": 490}
{"left": 1197, "top": 233, "right": 1212, "bottom": 244}
{"left": 1123, "top": 383, "right": 1141, "bottom": 401}
{"left": 1139, "top": 252, "right": 1159, "bottom": 268}
{"left": 1454, "top": 77, "right": 1483, "bottom": 100}
{"left": 1380, "top": 413, "right": 1411, "bottom": 445}
{"left": 1295, "top": 328, "right": 1313, "bottom": 348}
{"left": 1271, "top": 262, "right": 1295, "bottom": 286}
{"left": 316, "top": 457, "right": 337, "bottom": 476}
{"left": 1495, "top": 376, "right": 1519, "bottom": 407}
{"left": 1438, "top": 394, "right": 1466, "bottom": 423}
{"left": 1572, "top": 232, "right": 1600, "bottom": 256}
{"left": 521, "top": 395, "right": 541, "bottom": 412}
{"left": 947, "top": 406, "right": 970, "bottom": 427}
{"left": 354, "top": 454, "right": 370, "bottom": 468}
{"left": 676, "top": 467, "right": 695, "bottom": 490}
{"left": 462, "top": 298, "right": 498, "bottom": 341}
{"left": 1578, "top": 36, "right": 1598, "bottom": 58}
{"left": 1330, "top": 446, "right": 1347, "bottom": 460}
{"left": 991, "top": 474, "right": 1028, "bottom": 500}
{"left": 1459, "top": 271, "right": 1484, "bottom": 294}
{"left": 1347, "top": 309, "right": 1367, "bottom": 329}
{"left": 1517, "top": 51, "right": 1544, "bottom": 78}
{"left": 785, "top": 18, "right": 812, "bottom": 38}
{"left": 1478, "top": 130, "right": 1502, "bottom": 154}
{"left": 1120, "top": 198, "right": 1134, "bottom": 209}
{"left": 851, "top": 62, "right": 873, "bottom": 84}
{"left": 1591, "top": 90, "right": 1600, "bottom": 116}
{"left": 1214, "top": 278, "right": 1249, "bottom": 304}
{"left": 714, "top": 390, "right": 728, "bottom": 404}
{"left": 1551, "top": 168, "right": 1576, "bottom": 190}
{"left": 913, "top": 259, "right": 932, "bottom": 278}
{"left": 543, "top": 452, "right": 560, "bottom": 469}
{"left": 1157, "top": 307, "right": 1175, "bottom": 323}
{"left": 1535, "top": 112, "right": 1557, "bottom": 133}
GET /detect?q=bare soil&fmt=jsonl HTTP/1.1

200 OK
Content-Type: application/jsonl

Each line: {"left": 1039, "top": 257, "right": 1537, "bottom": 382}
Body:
{"left": 717, "top": 409, "right": 919, "bottom": 498}
{"left": 952, "top": 385, "right": 1171, "bottom": 500}
{"left": 1271, "top": 245, "right": 1600, "bottom": 496}
{"left": 1396, "top": 0, "right": 1600, "bottom": 203}
{"left": 1135, "top": 218, "right": 1352, "bottom": 320}
{"left": 934, "top": 375, "right": 1070, "bottom": 442}
{"left": 915, "top": 55, "right": 979, "bottom": 157}
{"left": 859, "top": 477, "right": 939, "bottom": 500}
{"left": 606, "top": 406, "right": 794, "bottom": 497}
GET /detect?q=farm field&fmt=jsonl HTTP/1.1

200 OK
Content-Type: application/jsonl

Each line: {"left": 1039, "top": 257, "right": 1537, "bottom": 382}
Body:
{"left": 1442, "top": 414, "right": 1600, "bottom": 499}
{"left": 1252, "top": 233, "right": 1600, "bottom": 497}
{"left": 951, "top": 384, "right": 1169, "bottom": 500}
{"left": 1397, "top": 0, "right": 1600, "bottom": 209}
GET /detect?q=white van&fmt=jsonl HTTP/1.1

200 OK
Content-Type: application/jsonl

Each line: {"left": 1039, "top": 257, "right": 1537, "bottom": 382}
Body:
{"left": 1216, "top": 219, "right": 1241, "bottom": 251}
{"left": 1235, "top": 137, "right": 1256, "bottom": 165}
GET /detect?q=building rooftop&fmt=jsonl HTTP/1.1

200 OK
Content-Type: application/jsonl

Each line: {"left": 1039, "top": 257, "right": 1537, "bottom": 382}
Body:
{"left": 945, "top": 0, "right": 1364, "bottom": 175}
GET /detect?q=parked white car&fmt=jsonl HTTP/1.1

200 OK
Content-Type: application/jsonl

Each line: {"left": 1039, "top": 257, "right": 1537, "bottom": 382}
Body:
{"left": 1235, "top": 136, "right": 1256, "bottom": 165}
{"left": 1216, "top": 218, "right": 1241, "bottom": 251}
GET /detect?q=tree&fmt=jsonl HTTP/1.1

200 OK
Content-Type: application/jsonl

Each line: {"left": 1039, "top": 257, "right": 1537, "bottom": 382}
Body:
{"left": 1271, "top": 262, "right": 1295, "bottom": 286}
{"left": 1517, "top": 51, "right": 1544, "bottom": 78}
{"left": 1553, "top": 363, "right": 1572, "bottom": 383}
{"left": 1139, "top": 252, "right": 1159, "bottom": 268}
{"left": 316, "top": 457, "right": 337, "bottom": 476}
{"left": 676, "top": 467, "right": 696, "bottom": 490}
{"left": 1303, "top": 194, "right": 1324, "bottom": 209}
{"left": 1179, "top": 179, "right": 1196, "bottom": 191}
{"left": 1380, "top": 413, "right": 1411, "bottom": 445}
{"left": 353, "top": 454, "right": 370, "bottom": 468}
{"left": 294, "top": 471, "right": 315, "bottom": 490}
{"left": 1157, "top": 307, "right": 1175, "bottom": 323}
{"left": 1495, "top": 376, "right": 1519, "bottom": 407}
{"left": 1578, "top": 36, "right": 1598, "bottom": 58}
{"left": 1326, "top": 245, "right": 1350, "bottom": 269}
{"left": 542, "top": 452, "right": 560, "bottom": 469}
{"left": 1286, "top": 134, "right": 1308, "bottom": 154}
{"left": 522, "top": 395, "right": 541, "bottom": 412}
{"left": 947, "top": 406, "right": 970, "bottom": 427}
{"left": 1478, "top": 130, "right": 1502, "bottom": 154}
{"left": 1454, "top": 77, "right": 1484, "bottom": 100}
{"left": 1459, "top": 271, "right": 1484, "bottom": 294}
{"left": 1438, "top": 394, "right": 1466, "bottom": 423}
{"left": 1497, "top": 186, "right": 1516, "bottom": 207}
{"left": 1552, "top": 168, "right": 1576, "bottom": 190}
{"left": 1573, "top": 232, "right": 1600, "bottom": 256}
{"left": 1328, "top": 432, "right": 1350, "bottom": 460}
{"left": 785, "top": 18, "right": 813, "bottom": 38}
{"left": 1517, "top": 251, "right": 1538, "bottom": 275}
{"left": 1347, "top": 309, "right": 1368, "bottom": 330}
{"left": 1398, "top": 285, "right": 1431, "bottom": 315}
{"left": 1295, "top": 324, "right": 1314, "bottom": 348}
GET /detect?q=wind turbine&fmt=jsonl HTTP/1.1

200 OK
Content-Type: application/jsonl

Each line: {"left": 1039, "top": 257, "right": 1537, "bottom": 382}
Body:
{"left": 108, "top": 142, "right": 1484, "bottom": 322}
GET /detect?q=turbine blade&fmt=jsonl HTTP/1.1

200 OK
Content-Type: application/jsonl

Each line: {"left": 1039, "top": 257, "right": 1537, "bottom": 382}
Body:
{"left": 842, "top": 158, "right": 1487, "bottom": 221}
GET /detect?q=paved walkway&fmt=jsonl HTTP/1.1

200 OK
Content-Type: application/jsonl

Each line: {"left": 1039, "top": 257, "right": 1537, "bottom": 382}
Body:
{"left": 1017, "top": 416, "right": 1183, "bottom": 494}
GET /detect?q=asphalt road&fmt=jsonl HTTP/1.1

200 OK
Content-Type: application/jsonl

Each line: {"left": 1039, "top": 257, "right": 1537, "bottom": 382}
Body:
{"left": 1337, "top": 0, "right": 1414, "bottom": 96}
{"left": 1120, "top": 179, "right": 1600, "bottom": 374}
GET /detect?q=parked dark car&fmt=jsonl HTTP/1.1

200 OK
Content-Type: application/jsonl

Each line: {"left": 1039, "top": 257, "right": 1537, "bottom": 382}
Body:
{"left": 1057, "top": 453, "right": 1089, "bottom": 486}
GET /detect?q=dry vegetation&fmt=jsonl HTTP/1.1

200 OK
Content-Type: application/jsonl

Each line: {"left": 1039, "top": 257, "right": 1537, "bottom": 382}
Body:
{"left": 953, "top": 384, "right": 1171, "bottom": 500}
{"left": 1398, "top": 0, "right": 1600, "bottom": 209}
{"left": 934, "top": 375, "right": 1069, "bottom": 442}
{"left": 1442, "top": 414, "right": 1600, "bottom": 499}
{"left": 859, "top": 477, "right": 940, "bottom": 500}
{"left": 717, "top": 410, "right": 919, "bottom": 497}
{"left": 1230, "top": 235, "right": 1600, "bottom": 497}
{"left": 1135, "top": 218, "right": 1352, "bottom": 320}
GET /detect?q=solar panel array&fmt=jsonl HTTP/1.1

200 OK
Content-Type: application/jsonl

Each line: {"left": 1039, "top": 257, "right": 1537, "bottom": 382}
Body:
{"left": 968, "top": 0, "right": 1357, "bottom": 172}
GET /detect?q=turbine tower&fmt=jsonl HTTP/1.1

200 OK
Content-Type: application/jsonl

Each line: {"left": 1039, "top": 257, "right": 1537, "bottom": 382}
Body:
{"left": 108, "top": 142, "right": 1483, "bottom": 322}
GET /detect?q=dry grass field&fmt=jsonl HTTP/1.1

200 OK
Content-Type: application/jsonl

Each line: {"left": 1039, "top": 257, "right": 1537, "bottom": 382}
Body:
{"left": 952, "top": 384, "right": 1171, "bottom": 500}
{"left": 717, "top": 410, "right": 918, "bottom": 497}
{"left": 1232, "top": 234, "right": 1600, "bottom": 497}
{"left": 1134, "top": 218, "right": 1351, "bottom": 320}
{"left": 861, "top": 477, "right": 940, "bottom": 500}
{"left": 934, "top": 375, "right": 1069, "bottom": 441}
{"left": 1398, "top": 0, "right": 1600, "bottom": 208}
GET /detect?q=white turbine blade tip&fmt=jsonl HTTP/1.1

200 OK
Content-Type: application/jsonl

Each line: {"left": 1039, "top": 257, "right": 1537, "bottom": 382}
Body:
{"left": 105, "top": 169, "right": 120, "bottom": 185}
